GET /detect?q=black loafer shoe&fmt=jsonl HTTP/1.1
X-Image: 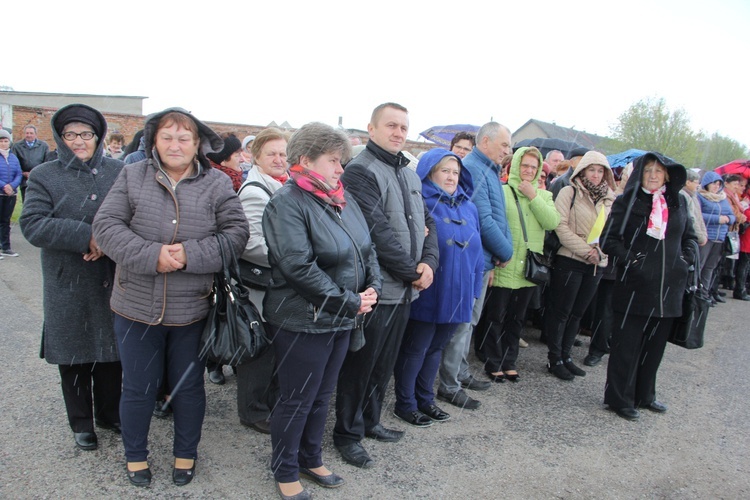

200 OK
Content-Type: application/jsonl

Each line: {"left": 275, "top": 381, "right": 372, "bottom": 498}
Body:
{"left": 393, "top": 409, "right": 433, "bottom": 427}
{"left": 418, "top": 405, "right": 450, "bottom": 422}
{"left": 208, "top": 369, "right": 225, "bottom": 385}
{"left": 173, "top": 460, "right": 196, "bottom": 486}
{"left": 563, "top": 358, "right": 586, "bottom": 377}
{"left": 583, "top": 354, "right": 602, "bottom": 367}
{"left": 486, "top": 371, "right": 506, "bottom": 383}
{"left": 714, "top": 294, "right": 726, "bottom": 304}
{"left": 733, "top": 292, "right": 750, "bottom": 301}
{"left": 365, "top": 423, "right": 404, "bottom": 442}
{"left": 276, "top": 483, "right": 312, "bottom": 499}
{"left": 299, "top": 467, "right": 345, "bottom": 488}
{"left": 437, "top": 389, "right": 481, "bottom": 410}
{"left": 241, "top": 419, "right": 271, "bottom": 434}
{"left": 336, "top": 442, "right": 374, "bottom": 468}
{"left": 95, "top": 419, "right": 122, "bottom": 434}
{"left": 74, "top": 432, "right": 98, "bottom": 451}
{"left": 640, "top": 400, "right": 668, "bottom": 413}
{"left": 547, "top": 360, "right": 574, "bottom": 381}
{"left": 127, "top": 467, "right": 152, "bottom": 487}
{"left": 612, "top": 407, "right": 640, "bottom": 421}
{"left": 460, "top": 376, "right": 492, "bottom": 391}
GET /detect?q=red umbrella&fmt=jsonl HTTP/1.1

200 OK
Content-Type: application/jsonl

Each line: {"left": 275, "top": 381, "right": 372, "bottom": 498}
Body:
{"left": 714, "top": 159, "right": 750, "bottom": 178}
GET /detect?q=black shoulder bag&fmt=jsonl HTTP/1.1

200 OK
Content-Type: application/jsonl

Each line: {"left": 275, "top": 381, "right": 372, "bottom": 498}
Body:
{"left": 237, "top": 181, "right": 274, "bottom": 290}
{"left": 510, "top": 187, "right": 552, "bottom": 286}
{"left": 200, "top": 233, "right": 270, "bottom": 365}
{"left": 668, "top": 239, "right": 710, "bottom": 349}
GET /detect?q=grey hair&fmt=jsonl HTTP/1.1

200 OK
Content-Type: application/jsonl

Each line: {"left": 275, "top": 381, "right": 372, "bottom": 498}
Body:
{"left": 23, "top": 124, "right": 38, "bottom": 133}
{"left": 545, "top": 149, "right": 563, "bottom": 160}
{"left": 287, "top": 122, "right": 352, "bottom": 166}
{"left": 685, "top": 169, "right": 701, "bottom": 182}
{"left": 476, "top": 122, "right": 510, "bottom": 144}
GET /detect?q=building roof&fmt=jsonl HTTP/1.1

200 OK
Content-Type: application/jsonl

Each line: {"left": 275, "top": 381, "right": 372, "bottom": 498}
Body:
{"left": 513, "top": 118, "right": 606, "bottom": 150}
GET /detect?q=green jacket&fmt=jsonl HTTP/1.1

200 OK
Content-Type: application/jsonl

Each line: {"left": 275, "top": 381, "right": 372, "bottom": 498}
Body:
{"left": 491, "top": 147, "right": 560, "bottom": 289}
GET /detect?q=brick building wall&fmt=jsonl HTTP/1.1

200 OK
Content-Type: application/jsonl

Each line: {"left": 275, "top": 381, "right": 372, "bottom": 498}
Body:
{"left": 10, "top": 104, "right": 434, "bottom": 156}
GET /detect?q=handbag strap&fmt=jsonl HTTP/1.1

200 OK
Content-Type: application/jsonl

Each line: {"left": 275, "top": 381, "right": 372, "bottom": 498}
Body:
{"left": 509, "top": 187, "right": 530, "bottom": 247}
{"left": 238, "top": 180, "right": 273, "bottom": 199}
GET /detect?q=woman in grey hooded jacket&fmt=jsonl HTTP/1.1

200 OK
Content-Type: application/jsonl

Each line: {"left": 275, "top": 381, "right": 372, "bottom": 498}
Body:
{"left": 93, "top": 108, "right": 249, "bottom": 487}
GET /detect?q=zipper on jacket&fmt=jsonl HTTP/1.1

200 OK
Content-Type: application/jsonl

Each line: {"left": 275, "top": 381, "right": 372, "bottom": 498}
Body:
{"left": 154, "top": 170, "right": 182, "bottom": 324}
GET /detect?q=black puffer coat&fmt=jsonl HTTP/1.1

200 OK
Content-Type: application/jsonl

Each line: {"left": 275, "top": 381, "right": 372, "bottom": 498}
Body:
{"left": 602, "top": 152, "right": 697, "bottom": 318}
{"left": 262, "top": 180, "right": 382, "bottom": 334}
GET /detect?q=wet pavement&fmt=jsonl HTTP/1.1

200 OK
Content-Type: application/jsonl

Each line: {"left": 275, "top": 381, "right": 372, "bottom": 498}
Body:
{"left": 1, "top": 233, "right": 748, "bottom": 499}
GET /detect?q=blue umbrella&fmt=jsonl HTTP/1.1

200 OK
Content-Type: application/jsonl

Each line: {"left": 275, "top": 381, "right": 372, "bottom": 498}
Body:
{"left": 606, "top": 149, "right": 649, "bottom": 169}
{"left": 419, "top": 124, "right": 481, "bottom": 147}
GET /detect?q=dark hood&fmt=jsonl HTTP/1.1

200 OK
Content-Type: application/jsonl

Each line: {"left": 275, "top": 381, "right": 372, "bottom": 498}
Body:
{"left": 620, "top": 151, "right": 686, "bottom": 207}
{"left": 416, "top": 148, "right": 473, "bottom": 197}
{"left": 143, "top": 107, "right": 223, "bottom": 170}
{"left": 51, "top": 103, "right": 108, "bottom": 170}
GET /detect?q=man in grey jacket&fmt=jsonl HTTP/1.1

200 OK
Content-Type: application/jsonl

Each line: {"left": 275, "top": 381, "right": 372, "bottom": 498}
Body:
{"left": 12, "top": 125, "right": 49, "bottom": 202}
{"left": 334, "top": 102, "right": 439, "bottom": 468}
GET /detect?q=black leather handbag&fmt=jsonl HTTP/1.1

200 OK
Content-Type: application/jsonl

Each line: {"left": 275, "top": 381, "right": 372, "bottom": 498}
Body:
{"left": 200, "top": 233, "right": 270, "bottom": 365}
{"left": 511, "top": 187, "right": 551, "bottom": 286}
{"left": 669, "top": 240, "right": 709, "bottom": 349}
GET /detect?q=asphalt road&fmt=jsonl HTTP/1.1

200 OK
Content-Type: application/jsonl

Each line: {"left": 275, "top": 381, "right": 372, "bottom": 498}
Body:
{"left": 1, "top": 232, "right": 748, "bottom": 499}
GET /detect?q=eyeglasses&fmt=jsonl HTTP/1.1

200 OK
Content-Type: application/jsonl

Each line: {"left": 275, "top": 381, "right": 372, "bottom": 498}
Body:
{"left": 62, "top": 131, "right": 96, "bottom": 141}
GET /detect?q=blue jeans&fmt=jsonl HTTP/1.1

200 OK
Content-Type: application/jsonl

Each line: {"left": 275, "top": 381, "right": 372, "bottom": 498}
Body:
{"left": 271, "top": 328, "right": 350, "bottom": 483}
{"left": 114, "top": 314, "right": 207, "bottom": 462}
{"left": 395, "top": 320, "right": 458, "bottom": 413}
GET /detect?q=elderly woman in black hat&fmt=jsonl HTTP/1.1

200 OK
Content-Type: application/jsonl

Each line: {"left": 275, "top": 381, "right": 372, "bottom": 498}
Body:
{"left": 20, "top": 104, "right": 125, "bottom": 452}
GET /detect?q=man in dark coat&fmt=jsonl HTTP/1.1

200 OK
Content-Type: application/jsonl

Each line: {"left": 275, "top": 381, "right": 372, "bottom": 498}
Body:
{"left": 334, "top": 102, "right": 439, "bottom": 468}
{"left": 12, "top": 125, "right": 49, "bottom": 202}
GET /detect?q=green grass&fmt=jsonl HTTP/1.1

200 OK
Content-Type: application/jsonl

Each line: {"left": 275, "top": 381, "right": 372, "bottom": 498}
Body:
{"left": 11, "top": 198, "right": 22, "bottom": 223}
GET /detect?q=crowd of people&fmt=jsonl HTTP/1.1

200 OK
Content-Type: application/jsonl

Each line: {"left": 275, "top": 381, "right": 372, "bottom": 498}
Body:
{"left": 5, "top": 100, "right": 748, "bottom": 498}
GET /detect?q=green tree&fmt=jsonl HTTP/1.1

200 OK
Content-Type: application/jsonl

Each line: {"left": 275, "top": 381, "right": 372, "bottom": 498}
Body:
{"left": 610, "top": 97, "right": 700, "bottom": 166}
{"left": 694, "top": 132, "right": 749, "bottom": 170}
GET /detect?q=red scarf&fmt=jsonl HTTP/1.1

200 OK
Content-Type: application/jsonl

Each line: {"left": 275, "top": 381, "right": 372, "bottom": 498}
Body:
{"left": 211, "top": 160, "right": 244, "bottom": 192}
{"left": 288, "top": 164, "right": 346, "bottom": 209}
{"left": 272, "top": 173, "right": 289, "bottom": 185}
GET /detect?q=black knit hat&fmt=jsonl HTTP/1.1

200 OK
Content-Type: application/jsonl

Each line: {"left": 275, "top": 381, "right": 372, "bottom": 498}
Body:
{"left": 567, "top": 147, "right": 590, "bottom": 160}
{"left": 53, "top": 104, "right": 106, "bottom": 139}
{"left": 207, "top": 134, "right": 242, "bottom": 164}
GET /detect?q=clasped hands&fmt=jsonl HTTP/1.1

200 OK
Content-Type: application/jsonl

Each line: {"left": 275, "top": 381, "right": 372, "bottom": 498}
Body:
{"left": 358, "top": 287, "right": 378, "bottom": 314}
{"left": 157, "top": 243, "right": 186, "bottom": 273}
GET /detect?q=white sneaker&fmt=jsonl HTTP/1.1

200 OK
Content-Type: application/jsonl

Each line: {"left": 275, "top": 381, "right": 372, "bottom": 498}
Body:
{"left": 1, "top": 250, "right": 19, "bottom": 257}
{"left": 0, "top": 254, "right": 3, "bottom": 260}
{"left": 519, "top": 338, "right": 529, "bottom": 348}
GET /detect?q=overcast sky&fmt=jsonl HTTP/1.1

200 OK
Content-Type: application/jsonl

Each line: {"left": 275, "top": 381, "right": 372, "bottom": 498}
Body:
{"left": 4, "top": 0, "right": 749, "bottom": 148}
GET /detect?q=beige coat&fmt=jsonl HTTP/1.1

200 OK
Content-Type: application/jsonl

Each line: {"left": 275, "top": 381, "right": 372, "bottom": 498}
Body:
{"left": 554, "top": 151, "right": 616, "bottom": 265}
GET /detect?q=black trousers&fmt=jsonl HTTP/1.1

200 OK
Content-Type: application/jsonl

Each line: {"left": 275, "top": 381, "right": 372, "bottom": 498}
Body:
{"left": 735, "top": 252, "right": 750, "bottom": 294}
{"left": 479, "top": 286, "right": 535, "bottom": 373}
{"left": 588, "top": 278, "right": 614, "bottom": 357}
{"left": 237, "top": 341, "right": 279, "bottom": 425}
{"left": 604, "top": 313, "right": 673, "bottom": 410}
{"left": 333, "top": 302, "right": 411, "bottom": 446}
{"left": 545, "top": 256, "right": 602, "bottom": 362}
{"left": 58, "top": 361, "right": 122, "bottom": 433}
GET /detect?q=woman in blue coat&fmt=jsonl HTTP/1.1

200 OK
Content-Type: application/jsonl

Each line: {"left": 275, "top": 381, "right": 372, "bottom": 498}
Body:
{"left": 697, "top": 171, "right": 735, "bottom": 301}
{"left": 0, "top": 129, "right": 23, "bottom": 256}
{"left": 393, "top": 149, "right": 483, "bottom": 427}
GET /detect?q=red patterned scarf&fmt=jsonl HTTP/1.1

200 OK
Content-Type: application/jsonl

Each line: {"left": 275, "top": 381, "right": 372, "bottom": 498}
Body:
{"left": 288, "top": 164, "right": 346, "bottom": 209}
{"left": 642, "top": 185, "right": 668, "bottom": 240}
